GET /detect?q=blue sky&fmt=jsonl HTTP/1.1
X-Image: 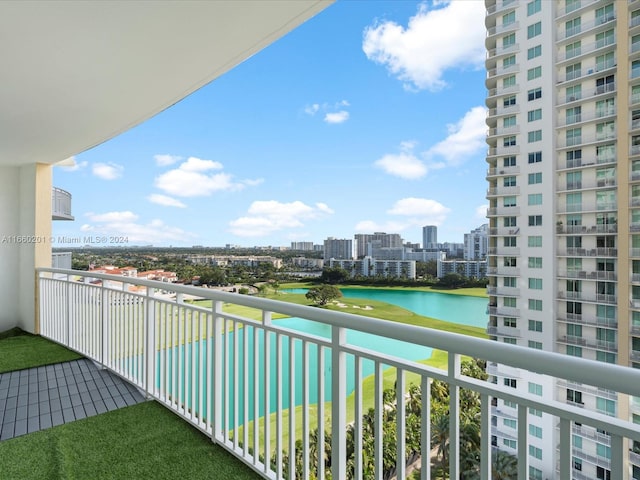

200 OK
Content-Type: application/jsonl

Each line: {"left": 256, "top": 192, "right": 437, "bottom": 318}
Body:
{"left": 53, "top": 0, "right": 489, "bottom": 248}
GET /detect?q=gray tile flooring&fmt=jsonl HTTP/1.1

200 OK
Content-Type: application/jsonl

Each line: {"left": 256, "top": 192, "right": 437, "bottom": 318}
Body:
{"left": 0, "top": 358, "right": 147, "bottom": 441}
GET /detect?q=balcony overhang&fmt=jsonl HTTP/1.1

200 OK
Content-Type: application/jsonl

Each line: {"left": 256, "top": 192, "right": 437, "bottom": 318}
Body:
{"left": 0, "top": 0, "right": 332, "bottom": 166}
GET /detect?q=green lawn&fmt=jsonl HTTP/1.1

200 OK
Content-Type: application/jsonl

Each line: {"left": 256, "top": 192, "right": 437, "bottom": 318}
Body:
{"left": 0, "top": 329, "right": 82, "bottom": 374}
{"left": 0, "top": 402, "right": 257, "bottom": 480}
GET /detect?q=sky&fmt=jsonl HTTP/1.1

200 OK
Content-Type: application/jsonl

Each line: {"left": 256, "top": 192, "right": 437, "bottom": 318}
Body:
{"left": 52, "top": 0, "right": 490, "bottom": 248}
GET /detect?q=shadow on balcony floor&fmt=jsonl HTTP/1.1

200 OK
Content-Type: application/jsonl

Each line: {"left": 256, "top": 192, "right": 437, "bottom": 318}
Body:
{"left": 0, "top": 358, "right": 146, "bottom": 441}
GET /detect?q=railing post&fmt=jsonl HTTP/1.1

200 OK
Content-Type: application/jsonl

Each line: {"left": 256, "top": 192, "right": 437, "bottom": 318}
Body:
{"left": 448, "top": 353, "right": 460, "bottom": 480}
{"left": 212, "top": 301, "right": 224, "bottom": 444}
{"left": 331, "top": 326, "right": 346, "bottom": 480}
{"left": 66, "top": 273, "right": 72, "bottom": 347}
{"left": 145, "top": 287, "right": 156, "bottom": 396}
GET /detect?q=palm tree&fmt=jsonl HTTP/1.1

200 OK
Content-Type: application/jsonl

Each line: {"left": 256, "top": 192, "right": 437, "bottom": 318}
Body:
{"left": 431, "top": 412, "right": 450, "bottom": 479}
{"left": 491, "top": 450, "right": 518, "bottom": 479}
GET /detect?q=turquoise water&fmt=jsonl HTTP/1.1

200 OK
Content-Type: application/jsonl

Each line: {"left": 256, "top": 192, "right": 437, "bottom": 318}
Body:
{"left": 284, "top": 287, "right": 488, "bottom": 328}
{"left": 149, "top": 289, "right": 486, "bottom": 424}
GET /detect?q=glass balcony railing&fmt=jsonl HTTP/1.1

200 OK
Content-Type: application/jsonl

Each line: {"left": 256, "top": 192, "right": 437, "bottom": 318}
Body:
{"left": 37, "top": 268, "right": 640, "bottom": 480}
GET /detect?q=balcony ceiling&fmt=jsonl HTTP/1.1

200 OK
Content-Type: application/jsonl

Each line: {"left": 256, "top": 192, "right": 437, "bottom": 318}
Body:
{"left": 0, "top": 0, "right": 332, "bottom": 166}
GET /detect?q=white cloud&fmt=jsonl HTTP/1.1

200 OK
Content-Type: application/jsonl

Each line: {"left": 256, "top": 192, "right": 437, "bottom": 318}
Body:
{"left": 147, "top": 194, "right": 187, "bottom": 208}
{"left": 304, "top": 104, "right": 320, "bottom": 115}
{"left": 363, "top": 1, "right": 486, "bottom": 91}
{"left": 324, "top": 111, "right": 350, "bottom": 124}
{"left": 356, "top": 197, "right": 450, "bottom": 233}
{"left": 154, "top": 154, "right": 183, "bottom": 166}
{"left": 475, "top": 204, "right": 489, "bottom": 219}
{"left": 154, "top": 156, "right": 246, "bottom": 197}
{"left": 374, "top": 152, "right": 427, "bottom": 179}
{"left": 426, "top": 106, "right": 488, "bottom": 165}
{"left": 92, "top": 162, "right": 123, "bottom": 180}
{"left": 305, "top": 100, "right": 351, "bottom": 124}
{"left": 387, "top": 198, "right": 450, "bottom": 220}
{"left": 56, "top": 156, "right": 89, "bottom": 172}
{"left": 243, "top": 178, "right": 265, "bottom": 187}
{"left": 229, "top": 200, "right": 333, "bottom": 237}
{"left": 86, "top": 211, "right": 138, "bottom": 223}
{"left": 82, "top": 211, "right": 195, "bottom": 244}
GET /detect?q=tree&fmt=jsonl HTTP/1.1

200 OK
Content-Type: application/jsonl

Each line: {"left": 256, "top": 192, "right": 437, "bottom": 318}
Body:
{"left": 320, "top": 267, "right": 350, "bottom": 284}
{"left": 438, "top": 273, "right": 467, "bottom": 289}
{"left": 306, "top": 285, "right": 342, "bottom": 306}
{"left": 491, "top": 451, "right": 518, "bottom": 480}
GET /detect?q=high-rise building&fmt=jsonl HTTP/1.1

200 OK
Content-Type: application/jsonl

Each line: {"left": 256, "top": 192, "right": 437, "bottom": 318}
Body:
{"left": 354, "top": 232, "right": 403, "bottom": 258}
{"left": 485, "top": 1, "right": 639, "bottom": 478}
{"left": 323, "top": 237, "right": 356, "bottom": 261}
{"left": 422, "top": 225, "right": 438, "bottom": 249}
{"left": 464, "top": 223, "right": 489, "bottom": 260}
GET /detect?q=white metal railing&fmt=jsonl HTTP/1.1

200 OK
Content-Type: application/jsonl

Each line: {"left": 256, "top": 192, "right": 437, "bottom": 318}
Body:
{"left": 52, "top": 187, "right": 74, "bottom": 220}
{"left": 37, "top": 268, "right": 640, "bottom": 480}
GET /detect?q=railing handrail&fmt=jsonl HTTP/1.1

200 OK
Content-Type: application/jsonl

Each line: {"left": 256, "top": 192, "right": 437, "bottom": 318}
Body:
{"left": 38, "top": 268, "right": 640, "bottom": 399}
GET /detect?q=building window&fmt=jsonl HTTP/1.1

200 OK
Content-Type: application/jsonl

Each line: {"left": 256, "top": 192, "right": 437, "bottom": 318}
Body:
{"left": 528, "top": 130, "right": 542, "bottom": 142}
{"left": 595, "top": 3, "right": 614, "bottom": 25}
{"left": 527, "top": 66, "right": 542, "bottom": 80}
{"left": 567, "top": 388, "right": 583, "bottom": 404}
{"left": 504, "top": 236, "right": 517, "bottom": 247}
{"left": 566, "top": 148, "right": 582, "bottom": 167}
{"left": 503, "top": 156, "right": 516, "bottom": 167}
{"left": 503, "top": 136, "right": 516, "bottom": 147}
{"left": 503, "top": 33, "right": 516, "bottom": 48}
{"left": 566, "top": 127, "right": 581, "bottom": 146}
{"left": 504, "top": 95, "right": 516, "bottom": 107}
{"left": 504, "top": 297, "right": 517, "bottom": 308}
{"left": 527, "top": 0, "right": 541, "bottom": 16}
{"left": 503, "top": 175, "right": 516, "bottom": 187}
{"left": 503, "top": 75, "right": 516, "bottom": 88}
{"left": 529, "top": 466, "right": 543, "bottom": 480}
{"left": 528, "top": 215, "right": 542, "bottom": 226}
{"left": 504, "top": 378, "right": 517, "bottom": 388}
{"left": 528, "top": 257, "right": 542, "bottom": 268}
{"left": 566, "top": 105, "right": 581, "bottom": 124}
{"left": 528, "top": 236, "right": 542, "bottom": 247}
{"left": 528, "top": 151, "right": 542, "bottom": 163}
{"left": 504, "top": 216, "right": 517, "bottom": 227}
{"left": 504, "top": 257, "right": 517, "bottom": 267}
{"left": 597, "top": 351, "right": 617, "bottom": 364}
{"left": 528, "top": 278, "right": 542, "bottom": 290}
{"left": 528, "top": 382, "right": 542, "bottom": 396}
{"left": 527, "top": 21, "right": 541, "bottom": 39}
{"left": 528, "top": 340, "right": 542, "bottom": 349}
{"left": 574, "top": 458, "right": 582, "bottom": 471}
{"left": 566, "top": 84, "right": 581, "bottom": 102}
{"left": 567, "top": 345, "right": 582, "bottom": 357}
{"left": 503, "top": 439, "right": 517, "bottom": 449}
{"left": 528, "top": 87, "right": 542, "bottom": 101}
{"left": 596, "top": 29, "right": 614, "bottom": 49}
{"left": 527, "top": 45, "right": 541, "bottom": 59}
{"left": 529, "top": 424, "right": 542, "bottom": 438}
{"left": 573, "top": 434, "right": 583, "bottom": 449}
{"left": 528, "top": 194, "right": 542, "bottom": 206}
{"left": 565, "top": 41, "right": 581, "bottom": 59}
{"left": 528, "top": 172, "right": 542, "bottom": 184}
{"left": 504, "top": 337, "right": 516, "bottom": 345}
{"left": 504, "top": 196, "right": 516, "bottom": 207}
{"left": 528, "top": 299, "right": 543, "bottom": 311}
{"left": 527, "top": 109, "right": 542, "bottom": 122}
{"left": 596, "top": 444, "right": 612, "bottom": 460}
{"left": 565, "top": 17, "right": 580, "bottom": 37}
{"left": 503, "top": 316, "right": 517, "bottom": 327}
{"left": 528, "top": 319, "right": 542, "bottom": 331}
{"left": 503, "top": 55, "right": 516, "bottom": 69}
{"left": 566, "top": 62, "right": 581, "bottom": 81}
{"left": 503, "top": 418, "right": 517, "bottom": 429}
{"left": 502, "top": 11, "right": 516, "bottom": 25}
{"left": 529, "top": 407, "right": 542, "bottom": 417}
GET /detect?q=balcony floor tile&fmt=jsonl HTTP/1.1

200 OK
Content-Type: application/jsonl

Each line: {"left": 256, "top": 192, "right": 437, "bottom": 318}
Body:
{"left": 0, "top": 359, "right": 147, "bottom": 442}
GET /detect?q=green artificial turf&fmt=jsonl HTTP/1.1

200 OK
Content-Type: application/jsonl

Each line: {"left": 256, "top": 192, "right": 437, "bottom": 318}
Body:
{"left": 0, "top": 330, "right": 82, "bottom": 374}
{"left": 0, "top": 401, "right": 257, "bottom": 480}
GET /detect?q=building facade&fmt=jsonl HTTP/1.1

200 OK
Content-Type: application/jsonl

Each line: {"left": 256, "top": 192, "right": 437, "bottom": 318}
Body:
{"left": 328, "top": 256, "right": 416, "bottom": 280}
{"left": 422, "top": 225, "right": 438, "bottom": 249}
{"left": 485, "top": 1, "right": 640, "bottom": 478}
{"left": 323, "top": 237, "right": 357, "bottom": 261}
{"left": 354, "top": 232, "right": 403, "bottom": 258}
{"left": 437, "top": 259, "right": 487, "bottom": 279}
{"left": 464, "top": 223, "right": 489, "bottom": 260}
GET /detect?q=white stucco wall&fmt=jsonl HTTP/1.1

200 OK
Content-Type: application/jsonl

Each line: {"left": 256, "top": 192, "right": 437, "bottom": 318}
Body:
{"left": 0, "top": 164, "right": 52, "bottom": 333}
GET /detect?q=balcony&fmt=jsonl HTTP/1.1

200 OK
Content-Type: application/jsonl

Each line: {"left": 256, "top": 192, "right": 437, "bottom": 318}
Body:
{"left": 51, "top": 187, "right": 74, "bottom": 221}
{"left": 34, "top": 267, "right": 640, "bottom": 480}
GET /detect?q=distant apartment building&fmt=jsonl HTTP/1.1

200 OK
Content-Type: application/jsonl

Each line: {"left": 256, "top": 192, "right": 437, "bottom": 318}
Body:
{"left": 437, "top": 259, "right": 487, "bottom": 279}
{"left": 186, "top": 255, "right": 282, "bottom": 268}
{"left": 323, "top": 237, "right": 356, "bottom": 260}
{"left": 290, "top": 257, "right": 324, "bottom": 269}
{"left": 441, "top": 242, "right": 465, "bottom": 258}
{"left": 290, "top": 241, "right": 315, "bottom": 251}
{"left": 329, "top": 256, "right": 416, "bottom": 280}
{"left": 422, "top": 225, "right": 438, "bottom": 249}
{"left": 464, "top": 223, "right": 489, "bottom": 260}
{"left": 354, "top": 232, "right": 403, "bottom": 258}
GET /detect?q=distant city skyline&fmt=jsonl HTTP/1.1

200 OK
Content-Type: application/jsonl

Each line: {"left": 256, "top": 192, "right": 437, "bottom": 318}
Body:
{"left": 52, "top": 1, "right": 488, "bottom": 248}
